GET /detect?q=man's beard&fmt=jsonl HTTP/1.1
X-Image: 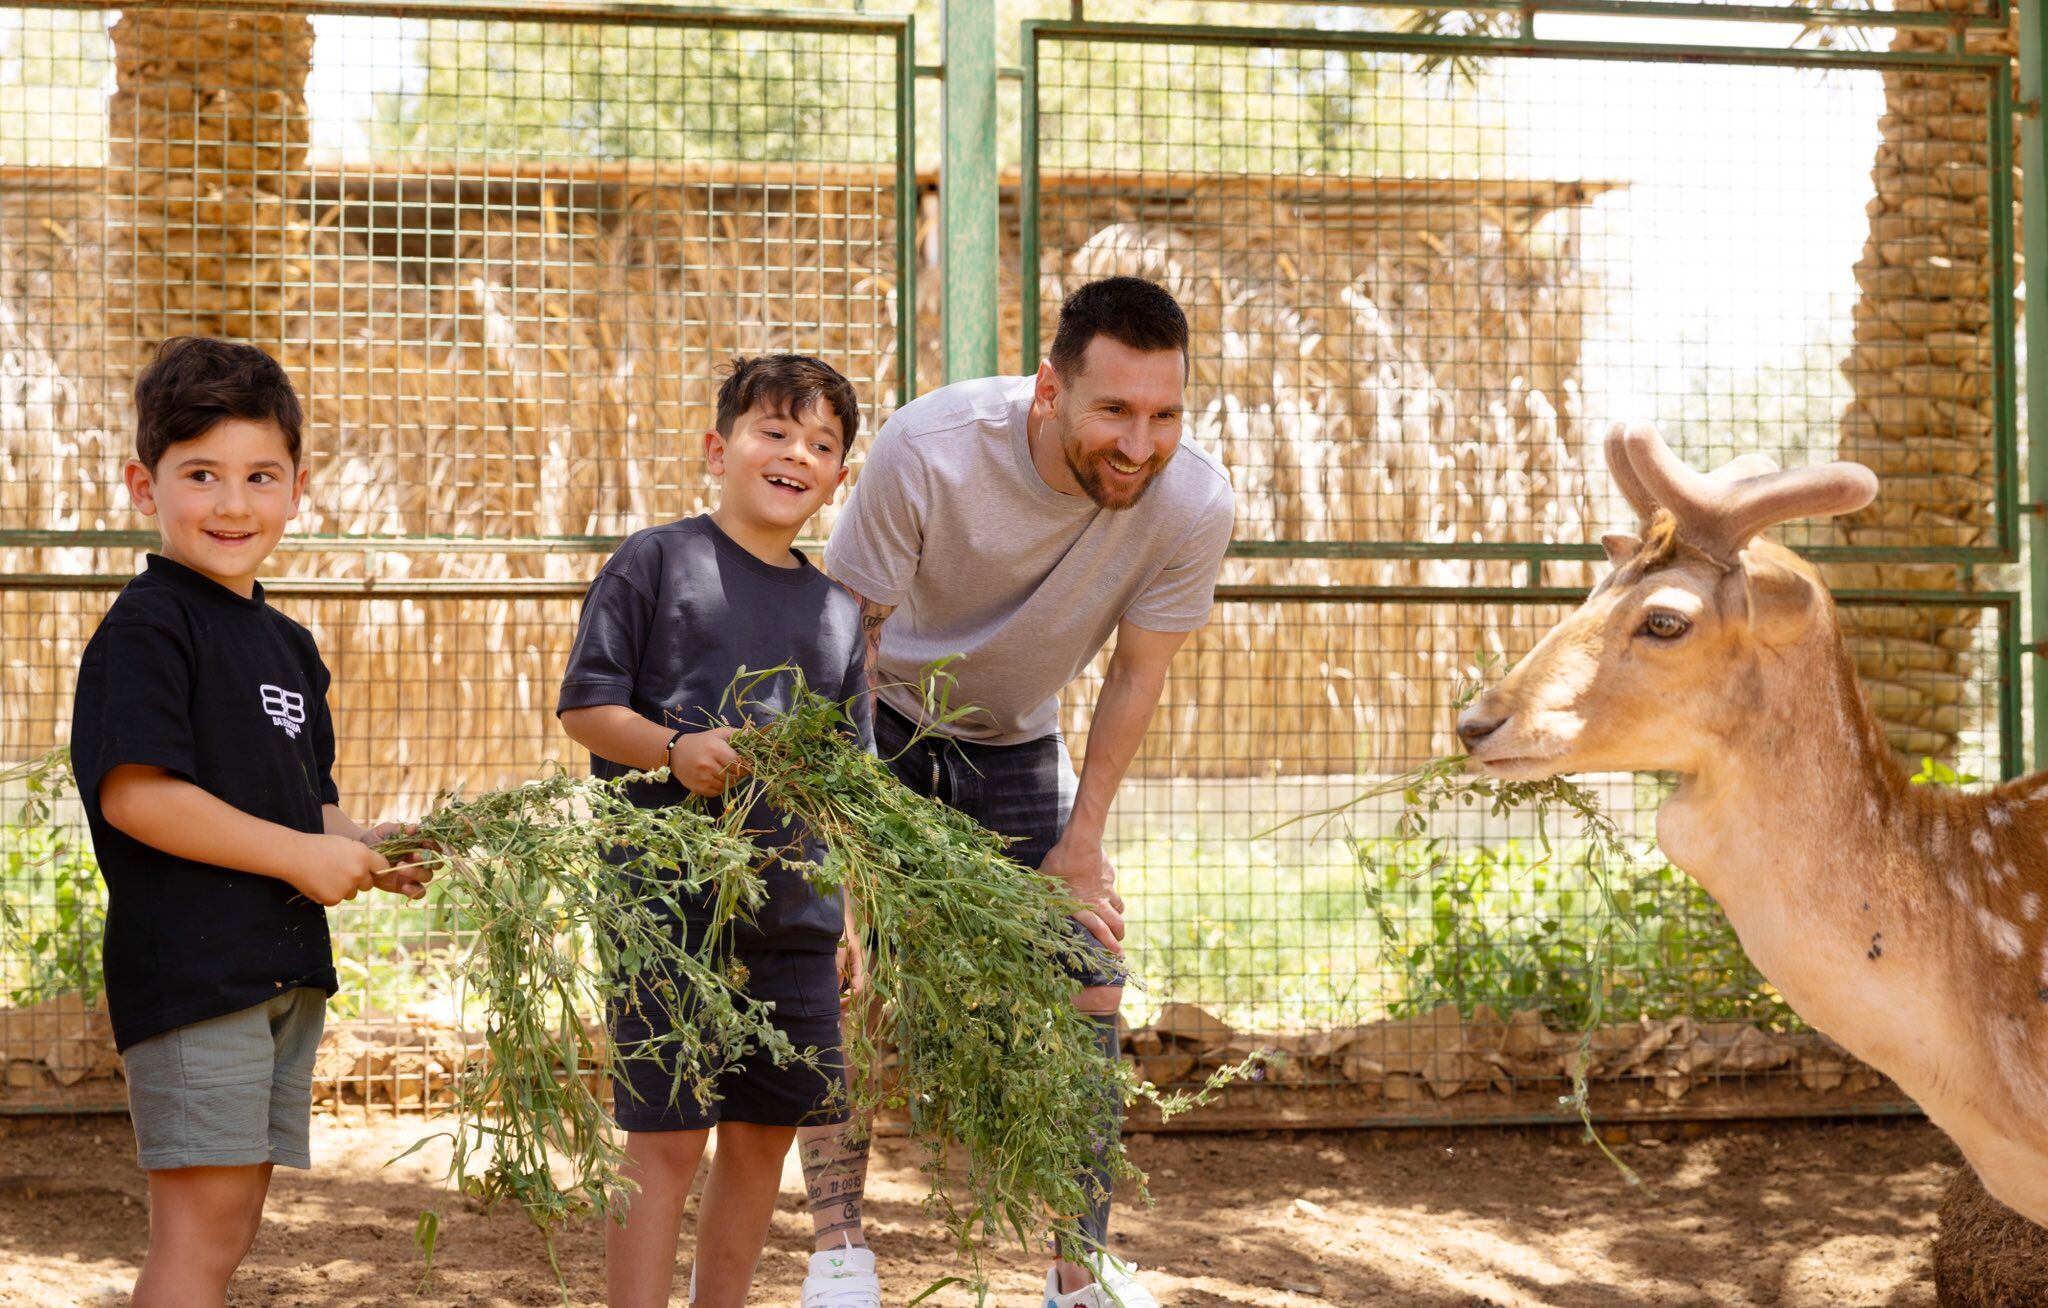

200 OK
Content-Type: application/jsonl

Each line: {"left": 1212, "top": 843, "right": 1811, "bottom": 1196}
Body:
{"left": 1063, "top": 438, "right": 1166, "bottom": 510}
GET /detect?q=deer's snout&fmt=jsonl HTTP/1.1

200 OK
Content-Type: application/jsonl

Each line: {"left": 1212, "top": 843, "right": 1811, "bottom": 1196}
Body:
{"left": 1455, "top": 707, "right": 1507, "bottom": 752}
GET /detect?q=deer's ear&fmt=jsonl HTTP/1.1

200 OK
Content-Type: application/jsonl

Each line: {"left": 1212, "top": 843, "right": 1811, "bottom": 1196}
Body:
{"left": 1724, "top": 547, "right": 1823, "bottom": 648}
{"left": 1600, "top": 533, "right": 1641, "bottom": 568}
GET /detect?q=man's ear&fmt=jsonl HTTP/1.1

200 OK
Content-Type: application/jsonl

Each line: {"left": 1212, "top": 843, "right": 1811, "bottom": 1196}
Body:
{"left": 1033, "top": 359, "right": 1061, "bottom": 413}
{"left": 1600, "top": 533, "right": 1640, "bottom": 569}
{"left": 288, "top": 462, "right": 308, "bottom": 522}
{"left": 703, "top": 429, "right": 726, "bottom": 477}
{"left": 1723, "top": 546, "right": 1823, "bottom": 648}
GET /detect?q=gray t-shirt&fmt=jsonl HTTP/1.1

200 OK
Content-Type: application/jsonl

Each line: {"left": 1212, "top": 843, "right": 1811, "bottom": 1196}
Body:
{"left": 825, "top": 374, "right": 1235, "bottom": 745}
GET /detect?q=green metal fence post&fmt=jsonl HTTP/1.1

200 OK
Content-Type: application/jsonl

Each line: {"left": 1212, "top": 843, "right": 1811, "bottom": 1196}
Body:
{"left": 2024, "top": 0, "right": 2048, "bottom": 766}
{"left": 942, "top": 0, "right": 999, "bottom": 382}
{"left": 897, "top": 12, "right": 918, "bottom": 403}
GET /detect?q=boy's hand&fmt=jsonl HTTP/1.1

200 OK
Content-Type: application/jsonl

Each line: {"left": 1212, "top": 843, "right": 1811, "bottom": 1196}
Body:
{"left": 670, "top": 727, "right": 747, "bottom": 797}
{"left": 359, "top": 821, "right": 433, "bottom": 899}
{"left": 293, "top": 834, "right": 388, "bottom": 906}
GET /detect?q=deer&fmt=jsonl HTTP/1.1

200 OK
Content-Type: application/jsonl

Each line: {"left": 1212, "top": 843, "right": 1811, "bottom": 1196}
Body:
{"left": 1455, "top": 422, "right": 2048, "bottom": 1239}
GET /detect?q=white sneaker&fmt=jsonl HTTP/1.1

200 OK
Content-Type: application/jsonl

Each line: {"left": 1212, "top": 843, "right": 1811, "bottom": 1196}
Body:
{"left": 801, "top": 1239, "right": 880, "bottom": 1308}
{"left": 1042, "top": 1255, "right": 1160, "bottom": 1308}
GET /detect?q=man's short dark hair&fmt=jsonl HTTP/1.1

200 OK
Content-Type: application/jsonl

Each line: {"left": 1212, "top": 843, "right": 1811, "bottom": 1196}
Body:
{"left": 1047, "top": 276, "right": 1190, "bottom": 379}
{"left": 133, "top": 337, "right": 304, "bottom": 471}
{"left": 714, "top": 354, "right": 862, "bottom": 456}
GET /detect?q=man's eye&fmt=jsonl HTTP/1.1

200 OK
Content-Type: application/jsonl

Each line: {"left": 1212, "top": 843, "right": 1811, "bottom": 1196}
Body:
{"left": 251, "top": 472, "right": 274, "bottom": 484}
{"left": 189, "top": 470, "right": 214, "bottom": 483}
{"left": 1641, "top": 611, "right": 1691, "bottom": 640}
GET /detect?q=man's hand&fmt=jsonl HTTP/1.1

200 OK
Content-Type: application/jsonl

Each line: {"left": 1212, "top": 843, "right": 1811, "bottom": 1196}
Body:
{"left": 293, "top": 834, "right": 387, "bottom": 906}
{"left": 1041, "top": 834, "right": 1126, "bottom": 952}
{"left": 836, "top": 931, "right": 867, "bottom": 1002}
{"left": 670, "top": 727, "right": 747, "bottom": 797}
{"left": 359, "top": 821, "right": 433, "bottom": 899}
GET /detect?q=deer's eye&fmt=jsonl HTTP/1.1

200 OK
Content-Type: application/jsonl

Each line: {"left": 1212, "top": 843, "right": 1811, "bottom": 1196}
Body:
{"left": 1640, "top": 610, "right": 1691, "bottom": 641}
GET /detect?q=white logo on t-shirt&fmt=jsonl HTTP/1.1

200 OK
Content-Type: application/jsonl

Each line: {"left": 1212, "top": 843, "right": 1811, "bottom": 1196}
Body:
{"left": 260, "top": 684, "right": 306, "bottom": 738}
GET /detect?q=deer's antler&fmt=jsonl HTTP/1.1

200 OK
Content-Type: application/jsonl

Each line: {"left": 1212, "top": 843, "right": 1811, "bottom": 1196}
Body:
{"left": 1607, "top": 421, "right": 1876, "bottom": 557}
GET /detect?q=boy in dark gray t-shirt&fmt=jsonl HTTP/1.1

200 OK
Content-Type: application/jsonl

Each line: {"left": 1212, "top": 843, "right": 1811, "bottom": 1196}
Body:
{"left": 557, "top": 355, "right": 875, "bottom": 1308}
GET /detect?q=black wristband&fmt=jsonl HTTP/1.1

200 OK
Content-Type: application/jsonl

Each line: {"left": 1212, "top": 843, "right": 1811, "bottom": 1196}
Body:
{"left": 662, "top": 728, "right": 685, "bottom": 763}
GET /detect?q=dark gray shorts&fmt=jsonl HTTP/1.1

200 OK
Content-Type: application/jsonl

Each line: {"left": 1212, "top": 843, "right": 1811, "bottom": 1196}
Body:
{"left": 609, "top": 946, "right": 849, "bottom": 1133}
{"left": 121, "top": 987, "right": 325, "bottom": 1172}
{"left": 874, "top": 701, "right": 1126, "bottom": 990}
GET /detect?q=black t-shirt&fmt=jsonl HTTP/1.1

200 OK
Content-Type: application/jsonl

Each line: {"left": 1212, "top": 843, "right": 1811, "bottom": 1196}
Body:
{"left": 556, "top": 515, "right": 872, "bottom": 951}
{"left": 70, "top": 555, "right": 342, "bottom": 1051}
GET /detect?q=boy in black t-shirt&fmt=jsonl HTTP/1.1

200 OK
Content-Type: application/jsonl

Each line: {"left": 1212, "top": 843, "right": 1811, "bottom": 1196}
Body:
{"left": 557, "top": 355, "right": 875, "bottom": 1308}
{"left": 69, "top": 338, "right": 427, "bottom": 1305}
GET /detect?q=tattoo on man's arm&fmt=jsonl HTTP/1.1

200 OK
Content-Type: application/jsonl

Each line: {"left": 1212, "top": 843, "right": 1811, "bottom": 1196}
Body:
{"left": 858, "top": 598, "right": 892, "bottom": 683}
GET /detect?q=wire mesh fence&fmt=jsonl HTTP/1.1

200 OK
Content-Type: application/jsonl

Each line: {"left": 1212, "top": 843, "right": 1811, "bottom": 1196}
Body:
{"left": 1025, "top": 23, "right": 2016, "bottom": 563}
{"left": 0, "top": 583, "right": 2013, "bottom": 1114}
{"left": 0, "top": 3, "right": 2025, "bottom": 1127}
{"left": 1, "top": 1, "right": 912, "bottom": 550}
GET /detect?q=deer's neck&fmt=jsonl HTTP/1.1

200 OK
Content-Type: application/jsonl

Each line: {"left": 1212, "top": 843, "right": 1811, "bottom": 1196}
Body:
{"left": 1654, "top": 627, "right": 1949, "bottom": 1050}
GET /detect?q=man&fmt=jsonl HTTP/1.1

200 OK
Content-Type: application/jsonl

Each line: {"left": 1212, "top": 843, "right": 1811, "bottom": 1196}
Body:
{"left": 796, "top": 276, "right": 1235, "bottom": 1308}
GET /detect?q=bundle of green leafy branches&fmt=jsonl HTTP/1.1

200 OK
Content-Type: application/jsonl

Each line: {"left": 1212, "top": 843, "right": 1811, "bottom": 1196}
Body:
{"left": 376, "top": 768, "right": 790, "bottom": 1246}
{"left": 724, "top": 672, "right": 1238, "bottom": 1276}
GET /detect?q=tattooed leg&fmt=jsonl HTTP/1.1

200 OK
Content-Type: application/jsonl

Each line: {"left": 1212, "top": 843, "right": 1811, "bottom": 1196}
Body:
{"left": 796, "top": 1121, "right": 871, "bottom": 1251}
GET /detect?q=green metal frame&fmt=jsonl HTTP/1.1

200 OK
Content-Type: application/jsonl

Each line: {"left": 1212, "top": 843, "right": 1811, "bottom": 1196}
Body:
{"left": 19, "top": 0, "right": 904, "bottom": 27}
{"left": 17, "top": 563, "right": 2020, "bottom": 778}
{"left": 1019, "top": 19, "right": 2020, "bottom": 569}
{"left": 942, "top": 0, "right": 998, "bottom": 382}
{"left": 2022, "top": 0, "right": 2048, "bottom": 769}
{"left": 1170, "top": 0, "right": 2008, "bottom": 29}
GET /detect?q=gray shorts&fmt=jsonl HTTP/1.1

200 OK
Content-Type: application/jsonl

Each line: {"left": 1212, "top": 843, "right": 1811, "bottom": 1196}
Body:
{"left": 122, "top": 987, "right": 326, "bottom": 1172}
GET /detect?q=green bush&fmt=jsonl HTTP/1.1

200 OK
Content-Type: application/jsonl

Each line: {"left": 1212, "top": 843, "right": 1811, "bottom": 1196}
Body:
{"left": 0, "top": 825, "right": 104, "bottom": 1005}
{"left": 1358, "top": 836, "right": 1793, "bottom": 1029}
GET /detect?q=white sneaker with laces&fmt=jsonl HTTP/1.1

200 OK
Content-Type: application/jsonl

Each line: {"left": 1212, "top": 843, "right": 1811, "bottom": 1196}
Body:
{"left": 1041, "top": 1255, "right": 1160, "bottom": 1308}
{"left": 801, "top": 1239, "right": 880, "bottom": 1308}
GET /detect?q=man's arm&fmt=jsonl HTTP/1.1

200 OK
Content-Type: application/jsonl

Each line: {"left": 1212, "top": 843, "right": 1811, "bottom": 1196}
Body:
{"left": 1040, "top": 620, "right": 1192, "bottom": 948}
{"left": 838, "top": 583, "right": 897, "bottom": 690}
{"left": 98, "top": 765, "right": 388, "bottom": 907}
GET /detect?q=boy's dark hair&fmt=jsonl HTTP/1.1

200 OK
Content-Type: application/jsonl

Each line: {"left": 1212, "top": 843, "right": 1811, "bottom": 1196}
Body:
{"left": 1047, "top": 276, "right": 1189, "bottom": 378}
{"left": 714, "top": 354, "right": 862, "bottom": 456}
{"left": 133, "top": 337, "right": 304, "bottom": 470}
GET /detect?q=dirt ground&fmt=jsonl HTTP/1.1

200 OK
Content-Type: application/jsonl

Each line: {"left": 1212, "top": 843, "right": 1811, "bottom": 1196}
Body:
{"left": 0, "top": 1113, "right": 1955, "bottom": 1306}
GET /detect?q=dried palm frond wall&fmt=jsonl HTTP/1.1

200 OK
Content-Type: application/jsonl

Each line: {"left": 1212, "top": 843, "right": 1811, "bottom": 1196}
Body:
{"left": 5, "top": 146, "right": 1614, "bottom": 804}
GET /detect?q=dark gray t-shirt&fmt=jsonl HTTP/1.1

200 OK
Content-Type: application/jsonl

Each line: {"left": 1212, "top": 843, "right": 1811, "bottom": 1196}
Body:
{"left": 556, "top": 515, "right": 871, "bottom": 951}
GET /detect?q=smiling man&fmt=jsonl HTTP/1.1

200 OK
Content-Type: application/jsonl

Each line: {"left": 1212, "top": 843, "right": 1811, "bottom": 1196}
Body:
{"left": 800, "top": 277, "right": 1235, "bottom": 1308}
